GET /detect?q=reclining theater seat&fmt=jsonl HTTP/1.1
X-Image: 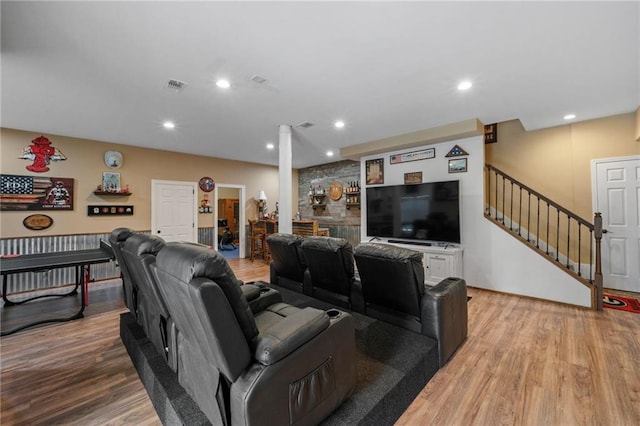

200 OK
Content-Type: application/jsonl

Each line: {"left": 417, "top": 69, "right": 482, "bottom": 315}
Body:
{"left": 354, "top": 243, "right": 468, "bottom": 367}
{"left": 152, "top": 242, "right": 357, "bottom": 426}
{"left": 300, "top": 236, "right": 362, "bottom": 311}
{"left": 266, "top": 233, "right": 307, "bottom": 293}
{"left": 121, "top": 233, "right": 179, "bottom": 370}
{"left": 109, "top": 227, "right": 137, "bottom": 314}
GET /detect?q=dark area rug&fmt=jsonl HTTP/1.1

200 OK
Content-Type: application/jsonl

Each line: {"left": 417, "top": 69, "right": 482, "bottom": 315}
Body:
{"left": 120, "top": 284, "right": 440, "bottom": 425}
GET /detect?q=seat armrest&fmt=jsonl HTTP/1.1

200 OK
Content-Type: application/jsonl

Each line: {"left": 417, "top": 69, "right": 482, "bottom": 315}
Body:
{"left": 241, "top": 284, "right": 261, "bottom": 302}
{"left": 421, "top": 277, "right": 468, "bottom": 366}
{"left": 254, "top": 307, "right": 330, "bottom": 365}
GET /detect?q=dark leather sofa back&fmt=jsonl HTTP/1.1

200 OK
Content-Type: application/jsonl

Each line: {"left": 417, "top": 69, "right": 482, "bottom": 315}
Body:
{"left": 109, "top": 227, "right": 136, "bottom": 313}
{"left": 154, "top": 242, "right": 257, "bottom": 382}
{"left": 266, "top": 233, "right": 306, "bottom": 291}
{"left": 122, "top": 233, "right": 171, "bottom": 363}
{"left": 301, "top": 236, "right": 355, "bottom": 307}
{"left": 354, "top": 243, "right": 425, "bottom": 318}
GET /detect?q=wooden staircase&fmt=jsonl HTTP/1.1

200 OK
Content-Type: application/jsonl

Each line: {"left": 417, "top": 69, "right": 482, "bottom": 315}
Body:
{"left": 484, "top": 164, "right": 604, "bottom": 310}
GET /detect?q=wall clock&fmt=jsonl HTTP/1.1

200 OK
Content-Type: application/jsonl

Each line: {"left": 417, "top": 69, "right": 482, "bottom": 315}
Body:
{"left": 104, "top": 151, "right": 123, "bottom": 169}
{"left": 199, "top": 177, "right": 215, "bottom": 192}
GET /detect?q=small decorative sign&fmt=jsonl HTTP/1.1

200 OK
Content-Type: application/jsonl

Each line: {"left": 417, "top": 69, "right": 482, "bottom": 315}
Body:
{"left": 390, "top": 148, "right": 435, "bottom": 164}
{"left": 404, "top": 172, "right": 423, "bottom": 185}
{"left": 23, "top": 214, "right": 54, "bottom": 230}
{"left": 88, "top": 205, "right": 134, "bottom": 216}
{"left": 484, "top": 123, "right": 498, "bottom": 144}
{"left": 329, "top": 181, "right": 343, "bottom": 201}
{"left": 1, "top": 174, "right": 74, "bottom": 211}
{"left": 18, "top": 135, "right": 67, "bottom": 173}
{"left": 366, "top": 158, "right": 384, "bottom": 185}
{"left": 445, "top": 145, "right": 469, "bottom": 157}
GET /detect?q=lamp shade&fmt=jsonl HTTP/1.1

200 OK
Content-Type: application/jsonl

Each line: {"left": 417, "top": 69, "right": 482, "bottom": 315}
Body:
{"left": 257, "top": 190, "right": 267, "bottom": 201}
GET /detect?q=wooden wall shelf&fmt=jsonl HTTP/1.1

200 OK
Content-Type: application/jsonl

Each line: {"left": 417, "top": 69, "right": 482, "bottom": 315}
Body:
{"left": 94, "top": 191, "right": 132, "bottom": 196}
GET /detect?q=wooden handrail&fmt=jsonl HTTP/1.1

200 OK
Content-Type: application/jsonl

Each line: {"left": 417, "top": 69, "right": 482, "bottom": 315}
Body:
{"left": 486, "top": 164, "right": 594, "bottom": 229}
{"left": 485, "top": 164, "right": 603, "bottom": 310}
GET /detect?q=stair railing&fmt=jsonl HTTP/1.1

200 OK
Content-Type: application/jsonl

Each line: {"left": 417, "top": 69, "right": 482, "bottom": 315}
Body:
{"left": 485, "top": 164, "right": 603, "bottom": 310}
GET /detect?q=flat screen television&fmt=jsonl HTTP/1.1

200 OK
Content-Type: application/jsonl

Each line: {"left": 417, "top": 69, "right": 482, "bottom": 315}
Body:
{"left": 366, "top": 180, "right": 461, "bottom": 244}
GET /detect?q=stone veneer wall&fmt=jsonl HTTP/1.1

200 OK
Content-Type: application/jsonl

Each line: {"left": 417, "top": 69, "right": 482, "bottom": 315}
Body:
{"left": 297, "top": 160, "right": 362, "bottom": 247}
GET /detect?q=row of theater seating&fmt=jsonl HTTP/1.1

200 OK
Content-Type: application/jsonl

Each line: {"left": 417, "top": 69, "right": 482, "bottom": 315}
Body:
{"left": 109, "top": 228, "right": 356, "bottom": 426}
{"left": 267, "top": 233, "right": 468, "bottom": 367}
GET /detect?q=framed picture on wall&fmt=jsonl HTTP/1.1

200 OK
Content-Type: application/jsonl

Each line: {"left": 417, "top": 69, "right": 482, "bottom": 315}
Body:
{"left": 448, "top": 158, "right": 467, "bottom": 173}
{"left": 366, "top": 158, "right": 384, "bottom": 185}
{"left": 102, "top": 172, "right": 121, "bottom": 192}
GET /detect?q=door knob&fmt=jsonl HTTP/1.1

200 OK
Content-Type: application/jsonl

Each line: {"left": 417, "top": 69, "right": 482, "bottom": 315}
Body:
{"left": 602, "top": 229, "right": 608, "bottom": 234}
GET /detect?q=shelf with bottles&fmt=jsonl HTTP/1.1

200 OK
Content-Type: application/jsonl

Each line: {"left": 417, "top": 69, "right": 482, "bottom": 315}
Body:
{"left": 94, "top": 184, "right": 132, "bottom": 196}
{"left": 344, "top": 180, "right": 360, "bottom": 209}
{"left": 308, "top": 184, "right": 327, "bottom": 208}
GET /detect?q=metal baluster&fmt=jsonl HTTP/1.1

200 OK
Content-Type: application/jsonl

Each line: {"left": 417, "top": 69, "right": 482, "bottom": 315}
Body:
{"left": 556, "top": 210, "right": 560, "bottom": 262}
{"left": 536, "top": 197, "right": 540, "bottom": 248}
{"left": 546, "top": 204, "right": 550, "bottom": 255}
{"left": 518, "top": 186, "right": 522, "bottom": 236}
{"left": 527, "top": 192, "right": 531, "bottom": 242}
{"left": 589, "top": 228, "right": 594, "bottom": 282}
{"left": 509, "top": 180, "right": 514, "bottom": 230}
{"left": 577, "top": 224, "right": 582, "bottom": 277}
{"left": 494, "top": 170, "right": 498, "bottom": 220}
{"left": 501, "top": 175, "right": 505, "bottom": 224}
{"left": 566, "top": 216, "right": 571, "bottom": 269}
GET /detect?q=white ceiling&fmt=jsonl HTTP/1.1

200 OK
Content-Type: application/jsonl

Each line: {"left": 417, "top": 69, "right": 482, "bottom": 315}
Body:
{"left": 1, "top": 1, "right": 638, "bottom": 169}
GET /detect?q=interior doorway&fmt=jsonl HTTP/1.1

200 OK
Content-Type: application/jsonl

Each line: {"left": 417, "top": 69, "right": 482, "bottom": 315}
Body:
{"left": 592, "top": 155, "right": 640, "bottom": 293}
{"left": 215, "top": 183, "right": 246, "bottom": 259}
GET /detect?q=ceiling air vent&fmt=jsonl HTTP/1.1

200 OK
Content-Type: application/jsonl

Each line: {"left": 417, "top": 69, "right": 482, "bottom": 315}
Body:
{"left": 167, "top": 79, "right": 188, "bottom": 91}
{"left": 296, "top": 121, "right": 315, "bottom": 129}
{"left": 251, "top": 75, "right": 267, "bottom": 84}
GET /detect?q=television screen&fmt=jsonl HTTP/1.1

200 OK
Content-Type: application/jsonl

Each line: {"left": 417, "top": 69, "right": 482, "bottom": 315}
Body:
{"left": 366, "top": 180, "right": 460, "bottom": 243}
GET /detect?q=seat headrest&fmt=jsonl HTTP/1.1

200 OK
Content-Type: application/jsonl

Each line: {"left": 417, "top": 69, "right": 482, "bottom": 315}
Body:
{"left": 354, "top": 243, "right": 423, "bottom": 263}
{"left": 301, "top": 236, "right": 351, "bottom": 253}
{"left": 156, "top": 242, "right": 242, "bottom": 286}
{"left": 266, "top": 233, "right": 304, "bottom": 246}
{"left": 124, "top": 233, "right": 165, "bottom": 256}
{"left": 110, "top": 227, "right": 134, "bottom": 242}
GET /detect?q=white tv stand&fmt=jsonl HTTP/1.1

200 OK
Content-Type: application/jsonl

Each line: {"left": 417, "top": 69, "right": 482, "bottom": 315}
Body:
{"left": 379, "top": 240, "right": 464, "bottom": 286}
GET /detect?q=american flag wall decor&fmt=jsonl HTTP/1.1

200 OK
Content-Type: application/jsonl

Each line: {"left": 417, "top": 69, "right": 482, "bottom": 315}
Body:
{"left": 0, "top": 174, "right": 74, "bottom": 211}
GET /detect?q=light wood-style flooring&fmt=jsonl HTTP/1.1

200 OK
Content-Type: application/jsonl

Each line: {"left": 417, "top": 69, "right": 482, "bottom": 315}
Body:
{"left": 1, "top": 258, "right": 639, "bottom": 425}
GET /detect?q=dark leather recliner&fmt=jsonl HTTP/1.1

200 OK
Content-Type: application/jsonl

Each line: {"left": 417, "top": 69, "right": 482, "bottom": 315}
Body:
{"left": 354, "top": 243, "right": 468, "bottom": 366}
{"left": 266, "top": 233, "right": 307, "bottom": 293}
{"left": 121, "top": 233, "right": 178, "bottom": 370}
{"left": 152, "top": 242, "right": 357, "bottom": 425}
{"left": 109, "top": 227, "right": 136, "bottom": 314}
{"left": 300, "top": 236, "right": 362, "bottom": 311}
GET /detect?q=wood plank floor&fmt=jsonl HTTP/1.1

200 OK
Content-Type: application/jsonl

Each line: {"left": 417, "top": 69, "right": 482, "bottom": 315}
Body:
{"left": 1, "top": 258, "right": 639, "bottom": 425}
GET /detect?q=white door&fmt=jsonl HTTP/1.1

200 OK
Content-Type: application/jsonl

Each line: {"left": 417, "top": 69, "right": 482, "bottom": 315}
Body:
{"left": 593, "top": 156, "right": 640, "bottom": 292}
{"left": 151, "top": 180, "right": 198, "bottom": 243}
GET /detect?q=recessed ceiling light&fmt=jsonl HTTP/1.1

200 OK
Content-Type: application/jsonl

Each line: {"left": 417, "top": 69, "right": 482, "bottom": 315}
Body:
{"left": 266, "top": 143, "right": 274, "bottom": 150}
{"left": 216, "top": 79, "right": 231, "bottom": 89}
{"left": 563, "top": 114, "right": 576, "bottom": 120}
{"left": 334, "top": 120, "right": 345, "bottom": 129}
{"left": 163, "top": 121, "right": 175, "bottom": 129}
{"left": 326, "top": 151, "right": 334, "bottom": 157}
{"left": 457, "top": 81, "right": 472, "bottom": 91}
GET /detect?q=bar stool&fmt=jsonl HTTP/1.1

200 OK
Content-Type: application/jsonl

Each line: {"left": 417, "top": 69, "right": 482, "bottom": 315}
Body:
{"left": 249, "top": 220, "right": 268, "bottom": 262}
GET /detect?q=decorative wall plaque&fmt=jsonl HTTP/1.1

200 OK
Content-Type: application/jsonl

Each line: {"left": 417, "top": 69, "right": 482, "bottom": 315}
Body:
{"left": 23, "top": 214, "right": 54, "bottom": 230}
{"left": 1, "top": 174, "right": 74, "bottom": 211}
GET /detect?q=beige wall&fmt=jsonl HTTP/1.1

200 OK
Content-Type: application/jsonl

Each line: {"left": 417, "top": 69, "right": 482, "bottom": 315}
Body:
{"left": 1, "top": 128, "right": 298, "bottom": 238}
{"left": 485, "top": 112, "right": 639, "bottom": 220}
